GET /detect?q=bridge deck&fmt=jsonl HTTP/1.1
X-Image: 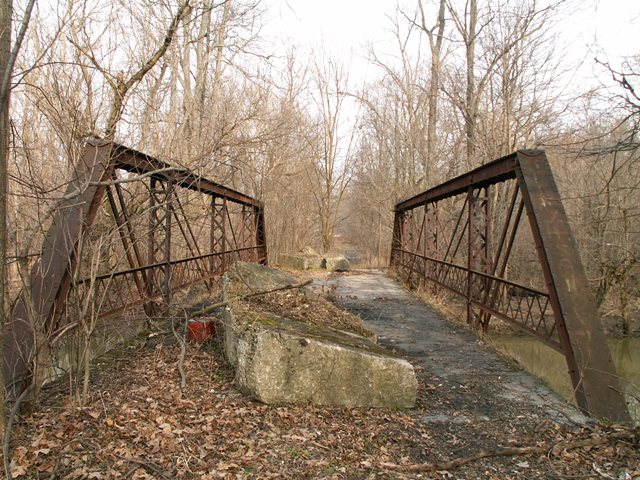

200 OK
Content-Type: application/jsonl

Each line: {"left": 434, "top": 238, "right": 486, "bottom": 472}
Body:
{"left": 319, "top": 270, "right": 585, "bottom": 426}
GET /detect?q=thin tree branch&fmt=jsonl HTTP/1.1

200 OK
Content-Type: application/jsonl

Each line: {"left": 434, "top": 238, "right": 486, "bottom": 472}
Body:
{"left": 3, "top": 385, "right": 35, "bottom": 480}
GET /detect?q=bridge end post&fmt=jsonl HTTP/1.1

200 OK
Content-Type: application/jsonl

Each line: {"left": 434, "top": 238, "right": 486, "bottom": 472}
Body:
{"left": 3, "top": 139, "right": 115, "bottom": 395}
{"left": 516, "top": 150, "right": 630, "bottom": 422}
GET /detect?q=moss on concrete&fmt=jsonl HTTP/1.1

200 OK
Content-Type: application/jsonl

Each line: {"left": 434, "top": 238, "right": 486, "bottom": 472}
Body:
{"left": 236, "top": 307, "right": 390, "bottom": 357}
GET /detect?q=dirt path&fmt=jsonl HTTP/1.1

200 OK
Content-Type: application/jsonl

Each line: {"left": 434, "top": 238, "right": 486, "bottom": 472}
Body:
{"left": 319, "top": 269, "right": 586, "bottom": 427}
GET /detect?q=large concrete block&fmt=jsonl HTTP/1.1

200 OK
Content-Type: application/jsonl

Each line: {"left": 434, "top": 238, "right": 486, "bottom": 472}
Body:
{"left": 277, "top": 253, "right": 323, "bottom": 270}
{"left": 323, "top": 255, "right": 351, "bottom": 272}
{"left": 222, "top": 262, "right": 417, "bottom": 408}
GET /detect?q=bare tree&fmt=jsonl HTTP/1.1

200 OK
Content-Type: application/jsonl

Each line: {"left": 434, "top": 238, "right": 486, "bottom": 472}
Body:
{"left": 245, "top": 54, "right": 319, "bottom": 257}
{"left": 0, "top": 0, "right": 12, "bottom": 438}
{"left": 307, "top": 54, "right": 354, "bottom": 253}
{"left": 1, "top": 0, "right": 36, "bottom": 438}
{"left": 592, "top": 57, "right": 640, "bottom": 156}
{"left": 368, "top": 10, "right": 429, "bottom": 188}
{"left": 70, "top": 0, "right": 191, "bottom": 140}
{"left": 445, "top": 0, "right": 564, "bottom": 165}
{"left": 558, "top": 57, "right": 640, "bottom": 336}
{"left": 446, "top": 0, "right": 478, "bottom": 165}
{"left": 418, "top": 0, "right": 446, "bottom": 183}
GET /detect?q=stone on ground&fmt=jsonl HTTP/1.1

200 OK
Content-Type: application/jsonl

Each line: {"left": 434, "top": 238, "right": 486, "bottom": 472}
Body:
{"left": 222, "top": 262, "right": 417, "bottom": 408}
{"left": 277, "top": 247, "right": 351, "bottom": 272}
{"left": 301, "top": 246, "right": 320, "bottom": 256}
{"left": 277, "top": 253, "right": 323, "bottom": 270}
{"left": 323, "top": 255, "right": 350, "bottom": 272}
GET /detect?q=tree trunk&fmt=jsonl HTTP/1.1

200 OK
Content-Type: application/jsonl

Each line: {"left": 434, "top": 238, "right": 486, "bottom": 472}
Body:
{"left": 422, "top": 0, "right": 446, "bottom": 186}
{"left": 0, "top": 0, "right": 14, "bottom": 436}
{"left": 103, "top": 0, "right": 190, "bottom": 139}
{"left": 465, "top": 0, "right": 477, "bottom": 166}
{"left": 193, "top": 0, "right": 213, "bottom": 145}
{"left": 211, "top": 0, "right": 231, "bottom": 108}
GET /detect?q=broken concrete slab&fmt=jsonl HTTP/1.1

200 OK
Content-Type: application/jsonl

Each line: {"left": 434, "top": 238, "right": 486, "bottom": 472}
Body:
{"left": 222, "top": 262, "right": 417, "bottom": 408}
{"left": 226, "top": 261, "right": 301, "bottom": 291}
{"left": 230, "top": 312, "right": 416, "bottom": 407}
{"left": 323, "top": 255, "right": 350, "bottom": 272}
{"left": 277, "top": 253, "right": 323, "bottom": 270}
{"left": 278, "top": 250, "right": 351, "bottom": 272}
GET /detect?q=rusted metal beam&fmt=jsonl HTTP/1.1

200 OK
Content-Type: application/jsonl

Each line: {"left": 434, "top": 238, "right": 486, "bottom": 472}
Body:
{"left": 515, "top": 151, "right": 629, "bottom": 421}
{"left": 391, "top": 149, "right": 630, "bottom": 421}
{"left": 254, "top": 204, "right": 268, "bottom": 265}
{"left": 3, "top": 142, "right": 115, "bottom": 395}
{"left": 210, "top": 196, "right": 228, "bottom": 274}
{"left": 73, "top": 247, "right": 259, "bottom": 319}
{"left": 98, "top": 139, "right": 263, "bottom": 209}
{"left": 105, "top": 186, "right": 148, "bottom": 303}
{"left": 395, "top": 153, "right": 519, "bottom": 211}
{"left": 147, "top": 177, "right": 174, "bottom": 309}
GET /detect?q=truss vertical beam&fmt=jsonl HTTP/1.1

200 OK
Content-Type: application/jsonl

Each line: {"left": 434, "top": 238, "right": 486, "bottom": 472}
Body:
{"left": 424, "top": 203, "right": 439, "bottom": 292}
{"left": 147, "top": 177, "right": 174, "bottom": 309}
{"left": 402, "top": 212, "right": 419, "bottom": 283}
{"left": 404, "top": 211, "right": 417, "bottom": 284}
{"left": 210, "top": 196, "right": 228, "bottom": 274}
{"left": 390, "top": 210, "right": 404, "bottom": 269}
{"left": 254, "top": 205, "right": 268, "bottom": 264}
{"left": 241, "top": 206, "right": 256, "bottom": 261}
{"left": 467, "top": 186, "right": 491, "bottom": 329}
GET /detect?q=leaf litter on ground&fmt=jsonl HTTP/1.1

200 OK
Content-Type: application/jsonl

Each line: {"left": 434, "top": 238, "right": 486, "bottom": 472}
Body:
{"left": 2, "top": 275, "right": 639, "bottom": 479}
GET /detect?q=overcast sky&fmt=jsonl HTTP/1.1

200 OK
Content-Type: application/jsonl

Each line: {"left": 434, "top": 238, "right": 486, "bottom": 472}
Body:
{"left": 261, "top": 0, "right": 640, "bottom": 89}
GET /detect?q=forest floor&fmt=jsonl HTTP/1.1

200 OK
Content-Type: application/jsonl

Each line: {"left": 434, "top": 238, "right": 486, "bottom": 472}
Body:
{"left": 3, "top": 270, "right": 639, "bottom": 480}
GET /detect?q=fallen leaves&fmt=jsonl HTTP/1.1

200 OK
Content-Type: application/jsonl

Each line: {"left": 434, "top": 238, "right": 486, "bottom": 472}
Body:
{"left": 2, "top": 335, "right": 639, "bottom": 479}
{"left": 240, "top": 286, "right": 375, "bottom": 339}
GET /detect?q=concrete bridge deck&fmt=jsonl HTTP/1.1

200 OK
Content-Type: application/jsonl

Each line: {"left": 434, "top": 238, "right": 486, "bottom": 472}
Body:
{"left": 317, "top": 269, "right": 586, "bottom": 427}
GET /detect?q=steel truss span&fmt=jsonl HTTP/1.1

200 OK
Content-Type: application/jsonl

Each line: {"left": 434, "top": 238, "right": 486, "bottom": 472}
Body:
{"left": 390, "top": 150, "right": 629, "bottom": 421}
{"left": 4, "top": 139, "right": 267, "bottom": 394}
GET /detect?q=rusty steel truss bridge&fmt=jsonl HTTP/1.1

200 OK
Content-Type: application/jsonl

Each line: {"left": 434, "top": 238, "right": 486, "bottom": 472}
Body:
{"left": 4, "top": 139, "right": 266, "bottom": 395}
{"left": 3, "top": 142, "right": 629, "bottom": 421}
{"left": 391, "top": 150, "right": 629, "bottom": 421}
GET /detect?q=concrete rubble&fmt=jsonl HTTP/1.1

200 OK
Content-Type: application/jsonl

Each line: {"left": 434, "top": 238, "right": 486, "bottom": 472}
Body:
{"left": 278, "top": 250, "right": 351, "bottom": 272}
{"left": 322, "top": 255, "right": 350, "bottom": 272}
{"left": 276, "top": 253, "right": 323, "bottom": 271}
